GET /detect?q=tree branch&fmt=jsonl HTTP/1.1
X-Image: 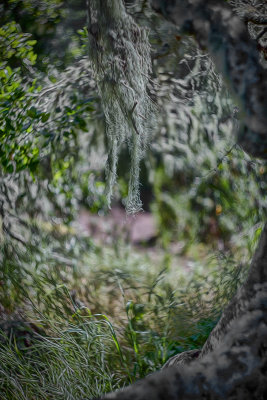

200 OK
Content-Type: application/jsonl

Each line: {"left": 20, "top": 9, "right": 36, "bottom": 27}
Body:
{"left": 99, "top": 286, "right": 267, "bottom": 400}
{"left": 201, "top": 222, "right": 267, "bottom": 356}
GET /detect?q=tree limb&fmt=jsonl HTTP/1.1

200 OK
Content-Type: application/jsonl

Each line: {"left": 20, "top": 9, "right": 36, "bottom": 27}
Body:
{"left": 96, "top": 224, "right": 267, "bottom": 399}
{"left": 201, "top": 222, "right": 267, "bottom": 356}
{"left": 98, "top": 284, "right": 267, "bottom": 399}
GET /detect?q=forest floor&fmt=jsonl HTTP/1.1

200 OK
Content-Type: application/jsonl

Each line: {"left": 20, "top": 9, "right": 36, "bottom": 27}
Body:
{"left": 74, "top": 206, "right": 200, "bottom": 268}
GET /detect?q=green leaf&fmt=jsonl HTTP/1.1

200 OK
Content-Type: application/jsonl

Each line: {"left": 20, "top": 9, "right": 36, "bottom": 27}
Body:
{"left": 6, "top": 163, "right": 14, "bottom": 173}
{"left": 27, "top": 106, "right": 37, "bottom": 118}
{"left": 29, "top": 160, "right": 39, "bottom": 173}
{"left": 26, "top": 40, "right": 37, "bottom": 46}
{"left": 41, "top": 112, "right": 50, "bottom": 123}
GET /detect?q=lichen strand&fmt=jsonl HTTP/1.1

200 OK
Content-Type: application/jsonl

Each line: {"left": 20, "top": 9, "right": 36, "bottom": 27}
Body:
{"left": 87, "top": 0, "right": 155, "bottom": 213}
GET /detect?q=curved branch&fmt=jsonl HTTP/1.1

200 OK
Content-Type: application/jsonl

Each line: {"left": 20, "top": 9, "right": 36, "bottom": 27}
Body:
{"left": 201, "top": 223, "right": 267, "bottom": 356}
{"left": 95, "top": 224, "right": 267, "bottom": 400}
{"left": 99, "top": 284, "right": 267, "bottom": 399}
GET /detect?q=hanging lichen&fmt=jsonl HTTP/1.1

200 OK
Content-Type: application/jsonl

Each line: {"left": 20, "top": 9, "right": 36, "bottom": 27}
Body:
{"left": 87, "top": 0, "right": 155, "bottom": 213}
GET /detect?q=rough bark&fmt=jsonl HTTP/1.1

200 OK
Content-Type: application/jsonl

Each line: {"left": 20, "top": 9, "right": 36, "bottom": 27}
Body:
{"left": 162, "top": 349, "right": 201, "bottom": 369}
{"left": 96, "top": 224, "right": 267, "bottom": 399}
{"left": 151, "top": 0, "right": 267, "bottom": 159}
{"left": 99, "top": 287, "right": 267, "bottom": 399}
{"left": 161, "top": 224, "right": 267, "bottom": 365}
{"left": 201, "top": 223, "right": 267, "bottom": 356}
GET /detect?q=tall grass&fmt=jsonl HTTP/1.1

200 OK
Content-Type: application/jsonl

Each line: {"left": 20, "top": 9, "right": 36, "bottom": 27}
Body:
{"left": 0, "top": 228, "right": 252, "bottom": 399}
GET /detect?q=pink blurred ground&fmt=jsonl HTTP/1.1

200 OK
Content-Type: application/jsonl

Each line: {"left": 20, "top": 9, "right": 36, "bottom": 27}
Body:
{"left": 75, "top": 206, "right": 157, "bottom": 245}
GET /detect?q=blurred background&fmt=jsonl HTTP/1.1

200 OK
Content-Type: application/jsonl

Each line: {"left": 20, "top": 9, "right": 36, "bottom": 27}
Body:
{"left": 0, "top": 1, "right": 266, "bottom": 398}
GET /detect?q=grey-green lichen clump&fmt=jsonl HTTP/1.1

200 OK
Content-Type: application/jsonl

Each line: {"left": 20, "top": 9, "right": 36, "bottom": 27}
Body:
{"left": 87, "top": 0, "right": 156, "bottom": 213}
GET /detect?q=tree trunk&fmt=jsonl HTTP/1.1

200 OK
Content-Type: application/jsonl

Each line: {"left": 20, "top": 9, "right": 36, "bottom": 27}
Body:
{"left": 99, "top": 224, "right": 267, "bottom": 399}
